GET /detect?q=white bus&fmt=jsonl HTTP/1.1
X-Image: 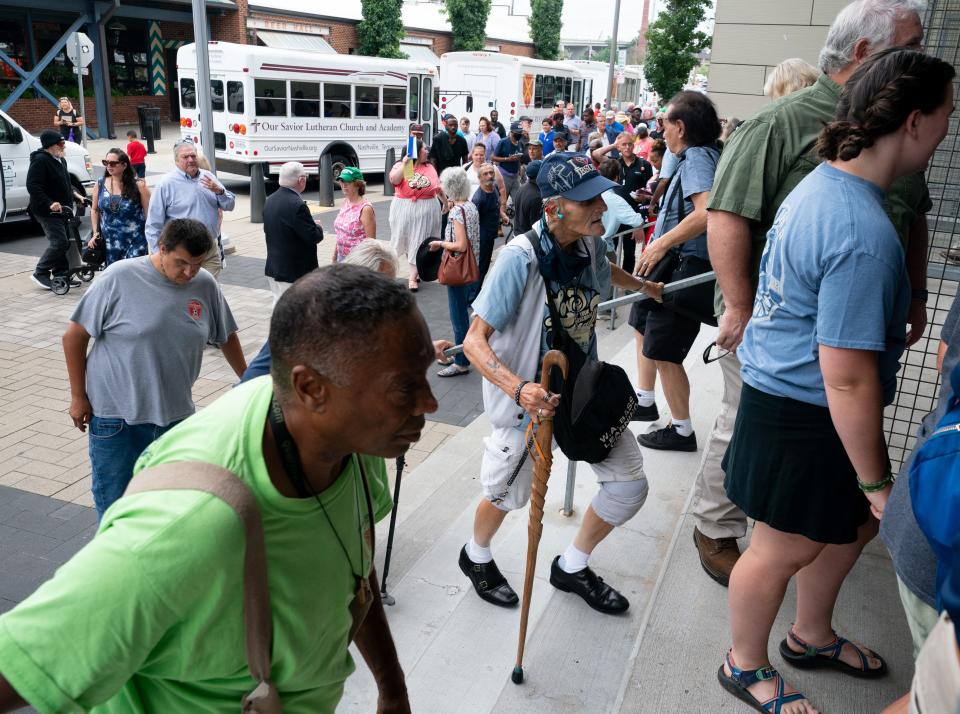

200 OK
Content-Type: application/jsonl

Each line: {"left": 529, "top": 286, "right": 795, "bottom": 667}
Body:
{"left": 569, "top": 61, "right": 645, "bottom": 111}
{"left": 176, "top": 42, "right": 437, "bottom": 176}
{"left": 438, "top": 52, "right": 587, "bottom": 128}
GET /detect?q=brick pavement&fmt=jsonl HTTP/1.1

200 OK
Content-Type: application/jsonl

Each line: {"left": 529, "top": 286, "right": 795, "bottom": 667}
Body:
{"left": 0, "top": 158, "right": 476, "bottom": 509}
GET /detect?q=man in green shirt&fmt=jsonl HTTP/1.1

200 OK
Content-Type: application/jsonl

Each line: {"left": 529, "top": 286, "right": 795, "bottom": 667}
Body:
{"left": 691, "top": 0, "right": 929, "bottom": 586}
{"left": 0, "top": 265, "right": 437, "bottom": 713}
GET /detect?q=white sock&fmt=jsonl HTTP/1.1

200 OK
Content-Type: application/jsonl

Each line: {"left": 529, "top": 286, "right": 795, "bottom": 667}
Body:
{"left": 636, "top": 389, "right": 656, "bottom": 407}
{"left": 559, "top": 543, "right": 590, "bottom": 573}
{"left": 672, "top": 418, "right": 693, "bottom": 437}
{"left": 467, "top": 538, "right": 493, "bottom": 564}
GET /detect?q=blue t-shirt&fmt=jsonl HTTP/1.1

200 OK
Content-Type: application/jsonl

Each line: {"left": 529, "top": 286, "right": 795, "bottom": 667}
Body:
{"left": 472, "top": 226, "right": 611, "bottom": 361}
{"left": 738, "top": 162, "right": 910, "bottom": 407}
{"left": 538, "top": 130, "right": 555, "bottom": 155}
{"left": 652, "top": 145, "right": 718, "bottom": 261}
{"left": 494, "top": 136, "right": 523, "bottom": 175}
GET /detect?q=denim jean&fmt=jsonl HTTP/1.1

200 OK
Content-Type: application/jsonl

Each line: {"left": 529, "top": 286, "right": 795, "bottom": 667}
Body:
{"left": 35, "top": 214, "right": 70, "bottom": 278}
{"left": 88, "top": 415, "right": 179, "bottom": 519}
{"left": 447, "top": 282, "right": 476, "bottom": 367}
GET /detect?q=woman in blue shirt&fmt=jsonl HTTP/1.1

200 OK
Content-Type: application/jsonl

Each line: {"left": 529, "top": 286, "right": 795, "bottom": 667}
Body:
{"left": 629, "top": 91, "right": 721, "bottom": 444}
{"left": 718, "top": 49, "right": 955, "bottom": 714}
{"left": 538, "top": 119, "right": 556, "bottom": 156}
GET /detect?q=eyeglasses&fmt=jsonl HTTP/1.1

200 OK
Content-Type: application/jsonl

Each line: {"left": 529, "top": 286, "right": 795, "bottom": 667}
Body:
{"left": 102, "top": 160, "right": 122, "bottom": 167}
{"left": 702, "top": 342, "right": 731, "bottom": 364}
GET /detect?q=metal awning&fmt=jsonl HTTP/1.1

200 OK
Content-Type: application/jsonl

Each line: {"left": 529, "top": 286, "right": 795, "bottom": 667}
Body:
{"left": 257, "top": 31, "right": 336, "bottom": 53}
{"left": 401, "top": 43, "right": 441, "bottom": 66}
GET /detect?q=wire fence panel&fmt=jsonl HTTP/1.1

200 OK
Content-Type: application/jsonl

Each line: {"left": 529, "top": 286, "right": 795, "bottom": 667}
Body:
{"left": 884, "top": 0, "right": 960, "bottom": 468}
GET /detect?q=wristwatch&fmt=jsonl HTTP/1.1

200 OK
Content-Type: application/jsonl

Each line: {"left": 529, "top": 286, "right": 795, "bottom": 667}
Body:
{"left": 912, "top": 288, "right": 928, "bottom": 302}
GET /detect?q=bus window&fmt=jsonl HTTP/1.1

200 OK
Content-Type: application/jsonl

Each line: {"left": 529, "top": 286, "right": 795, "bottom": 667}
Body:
{"left": 324, "top": 83, "right": 351, "bottom": 118}
{"left": 355, "top": 85, "right": 379, "bottom": 118}
{"left": 291, "top": 81, "right": 320, "bottom": 117}
{"left": 542, "top": 76, "right": 555, "bottom": 107}
{"left": 572, "top": 80, "right": 582, "bottom": 111}
{"left": 211, "top": 80, "right": 224, "bottom": 112}
{"left": 383, "top": 87, "right": 406, "bottom": 119}
{"left": 534, "top": 75, "right": 543, "bottom": 108}
{"left": 563, "top": 77, "right": 572, "bottom": 103}
{"left": 420, "top": 77, "right": 433, "bottom": 127}
{"left": 227, "top": 81, "right": 244, "bottom": 113}
{"left": 254, "top": 79, "right": 286, "bottom": 117}
{"left": 408, "top": 77, "right": 420, "bottom": 121}
{"left": 181, "top": 78, "right": 196, "bottom": 109}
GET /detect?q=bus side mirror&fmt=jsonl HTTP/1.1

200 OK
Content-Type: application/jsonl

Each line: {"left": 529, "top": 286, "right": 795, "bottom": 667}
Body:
{"left": 466, "top": 96, "right": 473, "bottom": 113}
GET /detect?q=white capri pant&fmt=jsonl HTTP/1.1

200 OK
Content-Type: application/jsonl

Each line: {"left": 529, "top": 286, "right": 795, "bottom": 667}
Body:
{"left": 480, "top": 424, "right": 649, "bottom": 526}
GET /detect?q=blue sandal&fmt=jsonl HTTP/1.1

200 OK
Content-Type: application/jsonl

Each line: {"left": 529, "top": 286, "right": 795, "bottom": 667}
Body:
{"left": 718, "top": 650, "right": 810, "bottom": 713}
{"left": 780, "top": 628, "right": 887, "bottom": 679}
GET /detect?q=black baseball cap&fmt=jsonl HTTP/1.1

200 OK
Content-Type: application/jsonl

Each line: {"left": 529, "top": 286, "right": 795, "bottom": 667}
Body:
{"left": 509, "top": 121, "right": 523, "bottom": 133}
{"left": 40, "top": 130, "right": 64, "bottom": 148}
{"left": 537, "top": 152, "right": 617, "bottom": 201}
{"left": 553, "top": 126, "right": 570, "bottom": 142}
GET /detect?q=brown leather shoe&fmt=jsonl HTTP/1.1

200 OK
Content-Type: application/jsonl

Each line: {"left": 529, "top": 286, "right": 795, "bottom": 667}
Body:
{"left": 693, "top": 527, "right": 741, "bottom": 587}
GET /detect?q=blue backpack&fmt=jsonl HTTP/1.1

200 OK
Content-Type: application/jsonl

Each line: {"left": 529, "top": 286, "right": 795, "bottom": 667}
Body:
{"left": 910, "top": 361, "right": 960, "bottom": 608}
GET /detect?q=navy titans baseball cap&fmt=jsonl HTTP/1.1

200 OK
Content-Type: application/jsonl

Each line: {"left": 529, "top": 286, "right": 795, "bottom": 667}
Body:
{"left": 537, "top": 152, "right": 617, "bottom": 201}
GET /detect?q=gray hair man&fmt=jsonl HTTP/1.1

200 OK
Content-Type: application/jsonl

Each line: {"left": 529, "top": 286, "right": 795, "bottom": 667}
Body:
{"left": 263, "top": 160, "right": 324, "bottom": 304}
{"left": 690, "top": 0, "right": 928, "bottom": 587}
{"left": 144, "top": 139, "right": 236, "bottom": 278}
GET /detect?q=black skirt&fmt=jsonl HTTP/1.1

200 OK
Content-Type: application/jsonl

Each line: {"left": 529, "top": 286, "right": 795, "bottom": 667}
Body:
{"left": 722, "top": 383, "right": 871, "bottom": 545}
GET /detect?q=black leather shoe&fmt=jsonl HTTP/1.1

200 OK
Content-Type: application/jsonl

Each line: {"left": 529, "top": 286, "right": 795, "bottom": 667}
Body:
{"left": 459, "top": 545, "right": 519, "bottom": 608}
{"left": 638, "top": 424, "right": 697, "bottom": 452}
{"left": 631, "top": 402, "right": 659, "bottom": 422}
{"left": 549, "top": 556, "right": 629, "bottom": 614}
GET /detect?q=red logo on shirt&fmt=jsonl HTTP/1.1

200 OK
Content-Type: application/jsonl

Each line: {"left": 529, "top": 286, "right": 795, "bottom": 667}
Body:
{"left": 187, "top": 300, "right": 202, "bottom": 320}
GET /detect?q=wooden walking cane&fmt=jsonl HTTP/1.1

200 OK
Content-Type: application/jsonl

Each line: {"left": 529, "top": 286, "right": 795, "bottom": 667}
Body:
{"left": 511, "top": 349, "right": 569, "bottom": 685}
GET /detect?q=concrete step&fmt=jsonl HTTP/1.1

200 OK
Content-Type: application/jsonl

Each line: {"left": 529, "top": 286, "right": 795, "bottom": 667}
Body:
{"left": 341, "top": 323, "right": 723, "bottom": 712}
{"left": 342, "top": 319, "right": 914, "bottom": 713}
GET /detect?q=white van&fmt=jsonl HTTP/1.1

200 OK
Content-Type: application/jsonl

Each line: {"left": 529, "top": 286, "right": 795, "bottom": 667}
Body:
{"left": 0, "top": 109, "right": 94, "bottom": 225}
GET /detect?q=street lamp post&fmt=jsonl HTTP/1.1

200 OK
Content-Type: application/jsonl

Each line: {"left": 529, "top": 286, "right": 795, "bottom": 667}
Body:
{"left": 606, "top": 0, "right": 621, "bottom": 110}
{"left": 191, "top": 0, "right": 217, "bottom": 174}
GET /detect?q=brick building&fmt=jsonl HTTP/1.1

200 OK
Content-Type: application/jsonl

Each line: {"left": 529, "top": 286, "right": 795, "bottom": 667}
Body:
{"left": 0, "top": 0, "right": 534, "bottom": 137}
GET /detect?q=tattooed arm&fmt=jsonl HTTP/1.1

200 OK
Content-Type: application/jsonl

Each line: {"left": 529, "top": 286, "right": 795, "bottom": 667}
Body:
{"left": 464, "top": 316, "right": 559, "bottom": 421}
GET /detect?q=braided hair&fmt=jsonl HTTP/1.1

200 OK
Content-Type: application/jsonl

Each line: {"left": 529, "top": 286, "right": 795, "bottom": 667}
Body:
{"left": 818, "top": 49, "right": 955, "bottom": 162}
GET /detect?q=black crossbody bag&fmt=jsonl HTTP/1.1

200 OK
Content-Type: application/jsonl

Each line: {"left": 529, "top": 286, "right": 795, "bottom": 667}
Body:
{"left": 525, "top": 231, "right": 637, "bottom": 464}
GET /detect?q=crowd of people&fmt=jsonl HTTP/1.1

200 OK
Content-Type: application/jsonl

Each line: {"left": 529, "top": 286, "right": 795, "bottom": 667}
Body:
{"left": 2, "top": 0, "right": 957, "bottom": 712}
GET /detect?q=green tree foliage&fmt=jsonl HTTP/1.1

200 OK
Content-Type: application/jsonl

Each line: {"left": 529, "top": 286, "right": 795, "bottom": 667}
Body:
{"left": 644, "top": 0, "right": 712, "bottom": 100}
{"left": 357, "top": 0, "right": 406, "bottom": 58}
{"left": 529, "top": 0, "right": 563, "bottom": 60}
{"left": 445, "top": 0, "right": 493, "bottom": 52}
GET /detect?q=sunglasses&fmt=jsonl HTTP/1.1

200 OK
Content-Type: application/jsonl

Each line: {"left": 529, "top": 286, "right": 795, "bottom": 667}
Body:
{"left": 702, "top": 341, "right": 732, "bottom": 365}
{"left": 102, "top": 159, "right": 123, "bottom": 167}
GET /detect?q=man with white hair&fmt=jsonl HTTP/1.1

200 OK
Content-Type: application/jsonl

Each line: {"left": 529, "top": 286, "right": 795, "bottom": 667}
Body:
{"left": 263, "top": 161, "right": 324, "bottom": 304}
{"left": 692, "top": 0, "right": 928, "bottom": 587}
{"left": 145, "top": 139, "right": 236, "bottom": 277}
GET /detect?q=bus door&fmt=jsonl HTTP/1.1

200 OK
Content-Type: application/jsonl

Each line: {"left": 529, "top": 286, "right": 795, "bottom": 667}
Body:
{"left": 420, "top": 74, "right": 434, "bottom": 144}
{"left": 583, "top": 79, "right": 593, "bottom": 111}
{"left": 572, "top": 79, "right": 583, "bottom": 114}
{"left": 0, "top": 152, "right": 6, "bottom": 223}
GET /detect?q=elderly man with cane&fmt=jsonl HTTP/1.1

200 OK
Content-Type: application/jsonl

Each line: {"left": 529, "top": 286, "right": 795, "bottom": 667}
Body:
{"left": 459, "top": 152, "right": 661, "bottom": 613}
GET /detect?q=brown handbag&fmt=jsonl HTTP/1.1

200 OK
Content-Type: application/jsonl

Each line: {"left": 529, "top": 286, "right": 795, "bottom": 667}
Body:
{"left": 438, "top": 205, "right": 480, "bottom": 286}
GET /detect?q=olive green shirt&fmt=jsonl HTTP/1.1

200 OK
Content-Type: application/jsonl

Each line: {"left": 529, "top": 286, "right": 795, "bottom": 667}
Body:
{"left": 708, "top": 73, "right": 931, "bottom": 314}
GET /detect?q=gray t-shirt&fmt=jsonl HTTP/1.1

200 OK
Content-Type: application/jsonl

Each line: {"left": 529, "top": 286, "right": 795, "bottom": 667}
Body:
{"left": 880, "top": 291, "right": 960, "bottom": 607}
{"left": 652, "top": 145, "right": 719, "bottom": 261}
{"left": 71, "top": 256, "right": 237, "bottom": 426}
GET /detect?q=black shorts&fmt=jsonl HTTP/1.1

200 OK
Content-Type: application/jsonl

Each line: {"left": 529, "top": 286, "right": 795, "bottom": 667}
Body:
{"left": 628, "top": 300, "right": 701, "bottom": 364}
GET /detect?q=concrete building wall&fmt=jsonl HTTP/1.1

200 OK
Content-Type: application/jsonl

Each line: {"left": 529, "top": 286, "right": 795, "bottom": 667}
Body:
{"left": 708, "top": 0, "right": 847, "bottom": 119}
